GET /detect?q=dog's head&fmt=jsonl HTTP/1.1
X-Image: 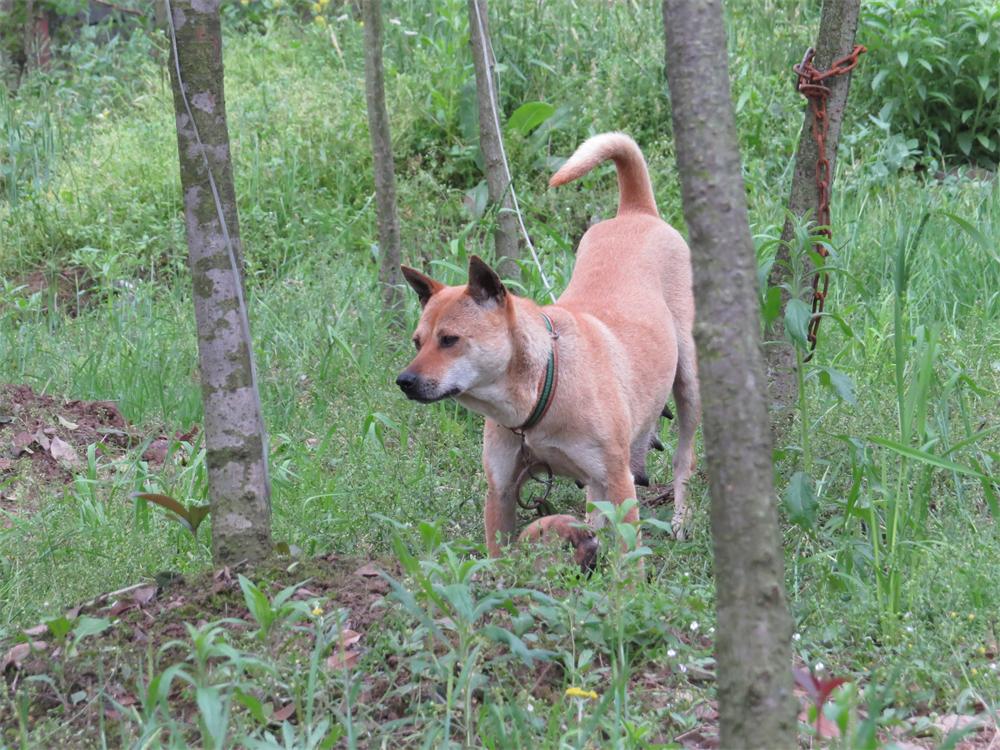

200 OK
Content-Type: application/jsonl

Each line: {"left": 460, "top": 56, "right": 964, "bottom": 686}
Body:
{"left": 396, "top": 256, "right": 513, "bottom": 404}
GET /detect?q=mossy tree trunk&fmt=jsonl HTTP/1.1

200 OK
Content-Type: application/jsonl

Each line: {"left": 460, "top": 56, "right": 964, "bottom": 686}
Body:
{"left": 468, "top": 0, "right": 519, "bottom": 279}
{"left": 165, "top": 0, "right": 272, "bottom": 565}
{"left": 765, "top": 0, "right": 862, "bottom": 420}
{"left": 663, "top": 1, "right": 796, "bottom": 746}
{"left": 361, "top": 0, "right": 404, "bottom": 317}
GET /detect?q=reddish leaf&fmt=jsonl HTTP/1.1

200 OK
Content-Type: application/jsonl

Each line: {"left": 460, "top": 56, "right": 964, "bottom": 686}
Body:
{"left": 271, "top": 703, "right": 295, "bottom": 722}
{"left": 108, "top": 600, "right": 136, "bottom": 617}
{"left": 176, "top": 426, "right": 199, "bottom": 443}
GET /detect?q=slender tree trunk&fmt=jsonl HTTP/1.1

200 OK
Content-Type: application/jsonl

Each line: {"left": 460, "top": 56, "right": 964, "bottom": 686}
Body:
{"left": 361, "top": 0, "right": 403, "bottom": 317}
{"left": 22, "top": 0, "right": 53, "bottom": 73}
{"left": 663, "top": 1, "right": 796, "bottom": 747}
{"left": 765, "top": 0, "right": 862, "bottom": 418}
{"left": 468, "top": 0, "right": 519, "bottom": 279}
{"left": 0, "top": 0, "right": 14, "bottom": 86}
{"left": 165, "top": 0, "right": 272, "bottom": 564}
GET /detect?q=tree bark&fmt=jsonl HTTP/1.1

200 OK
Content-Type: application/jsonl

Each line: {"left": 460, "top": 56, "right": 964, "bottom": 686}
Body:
{"left": 361, "top": 0, "right": 404, "bottom": 317}
{"left": 165, "top": 0, "right": 272, "bottom": 565}
{"left": 765, "top": 0, "right": 862, "bottom": 417}
{"left": 663, "top": 1, "right": 796, "bottom": 747}
{"left": 467, "top": 0, "right": 519, "bottom": 279}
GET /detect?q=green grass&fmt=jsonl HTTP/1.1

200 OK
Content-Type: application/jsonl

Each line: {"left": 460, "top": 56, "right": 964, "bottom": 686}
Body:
{"left": 1, "top": 0, "right": 999, "bottom": 746}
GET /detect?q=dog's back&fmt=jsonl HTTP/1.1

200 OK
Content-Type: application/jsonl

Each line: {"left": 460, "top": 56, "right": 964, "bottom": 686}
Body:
{"left": 549, "top": 133, "right": 694, "bottom": 351}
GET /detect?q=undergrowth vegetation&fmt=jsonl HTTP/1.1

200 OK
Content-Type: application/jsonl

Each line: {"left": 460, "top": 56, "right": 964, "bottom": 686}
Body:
{"left": 1, "top": 0, "right": 998, "bottom": 747}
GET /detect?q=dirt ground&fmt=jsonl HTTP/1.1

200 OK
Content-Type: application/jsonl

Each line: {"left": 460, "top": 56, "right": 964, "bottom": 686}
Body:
{"left": 0, "top": 383, "right": 195, "bottom": 522}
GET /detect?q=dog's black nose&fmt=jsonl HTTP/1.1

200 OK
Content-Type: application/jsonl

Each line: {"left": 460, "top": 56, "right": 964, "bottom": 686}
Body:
{"left": 396, "top": 371, "right": 418, "bottom": 393}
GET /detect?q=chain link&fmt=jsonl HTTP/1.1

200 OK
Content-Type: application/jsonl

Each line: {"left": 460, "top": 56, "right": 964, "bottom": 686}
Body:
{"left": 793, "top": 44, "right": 866, "bottom": 360}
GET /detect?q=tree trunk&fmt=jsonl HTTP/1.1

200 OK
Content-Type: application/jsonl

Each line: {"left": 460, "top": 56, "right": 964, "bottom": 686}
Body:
{"left": 165, "top": 0, "right": 272, "bottom": 565}
{"left": 467, "top": 0, "right": 519, "bottom": 279}
{"left": 765, "top": 0, "right": 862, "bottom": 418}
{"left": 22, "top": 0, "right": 52, "bottom": 73}
{"left": 663, "top": 1, "right": 796, "bottom": 747}
{"left": 361, "top": 0, "right": 404, "bottom": 317}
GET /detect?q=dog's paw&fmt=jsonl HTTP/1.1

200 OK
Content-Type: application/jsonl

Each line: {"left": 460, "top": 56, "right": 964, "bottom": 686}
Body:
{"left": 670, "top": 512, "right": 692, "bottom": 541}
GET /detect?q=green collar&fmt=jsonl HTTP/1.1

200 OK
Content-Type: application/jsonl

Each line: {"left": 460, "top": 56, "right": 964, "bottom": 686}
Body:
{"left": 513, "top": 313, "right": 558, "bottom": 433}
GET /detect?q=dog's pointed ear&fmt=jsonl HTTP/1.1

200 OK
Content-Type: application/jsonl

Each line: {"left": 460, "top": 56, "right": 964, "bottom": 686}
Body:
{"left": 401, "top": 265, "right": 444, "bottom": 308}
{"left": 467, "top": 255, "right": 507, "bottom": 306}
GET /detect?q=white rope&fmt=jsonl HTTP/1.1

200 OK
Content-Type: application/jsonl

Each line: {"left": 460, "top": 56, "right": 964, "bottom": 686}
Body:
{"left": 164, "top": 0, "right": 271, "bottom": 505}
{"left": 471, "top": 0, "right": 555, "bottom": 302}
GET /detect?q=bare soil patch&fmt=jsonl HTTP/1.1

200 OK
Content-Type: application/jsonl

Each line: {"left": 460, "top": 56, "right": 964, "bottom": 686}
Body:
{"left": 9, "top": 267, "right": 97, "bottom": 317}
{"left": 0, "top": 383, "right": 195, "bottom": 519}
{"left": 0, "top": 554, "right": 398, "bottom": 745}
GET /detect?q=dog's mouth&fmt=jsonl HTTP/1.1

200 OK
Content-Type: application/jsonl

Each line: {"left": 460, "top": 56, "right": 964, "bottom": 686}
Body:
{"left": 403, "top": 386, "right": 460, "bottom": 404}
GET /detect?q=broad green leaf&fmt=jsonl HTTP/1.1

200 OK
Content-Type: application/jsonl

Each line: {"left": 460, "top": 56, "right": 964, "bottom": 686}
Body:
{"left": 819, "top": 367, "right": 857, "bottom": 406}
{"left": 783, "top": 471, "right": 818, "bottom": 531}
{"left": 784, "top": 298, "right": 811, "bottom": 349}
{"left": 507, "top": 101, "right": 555, "bottom": 136}
{"left": 481, "top": 625, "right": 554, "bottom": 666}
{"left": 762, "top": 286, "right": 782, "bottom": 326}
{"left": 72, "top": 616, "right": 111, "bottom": 641}
{"left": 238, "top": 575, "right": 273, "bottom": 633}
{"left": 957, "top": 131, "right": 973, "bottom": 155}
{"left": 45, "top": 615, "right": 74, "bottom": 641}
{"left": 897, "top": 50, "right": 908, "bottom": 67}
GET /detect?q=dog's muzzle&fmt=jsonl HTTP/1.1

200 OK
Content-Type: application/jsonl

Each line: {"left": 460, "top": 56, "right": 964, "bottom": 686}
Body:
{"left": 396, "top": 371, "right": 455, "bottom": 403}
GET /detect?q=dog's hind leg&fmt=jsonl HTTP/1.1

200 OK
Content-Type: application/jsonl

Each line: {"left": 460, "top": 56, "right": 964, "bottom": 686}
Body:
{"left": 670, "top": 329, "right": 700, "bottom": 539}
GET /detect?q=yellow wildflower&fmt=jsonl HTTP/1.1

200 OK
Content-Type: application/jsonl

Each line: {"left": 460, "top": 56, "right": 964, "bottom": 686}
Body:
{"left": 311, "top": 2, "right": 321, "bottom": 12}
{"left": 240, "top": 0, "right": 249, "bottom": 5}
{"left": 312, "top": 605, "right": 323, "bottom": 616}
{"left": 314, "top": 15, "right": 327, "bottom": 26}
{"left": 565, "top": 686, "right": 598, "bottom": 701}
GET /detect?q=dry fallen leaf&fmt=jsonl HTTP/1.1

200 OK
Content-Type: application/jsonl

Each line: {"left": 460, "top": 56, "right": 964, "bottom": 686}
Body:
{"left": 932, "top": 713, "right": 981, "bottom": 735}
{"left": 1, "top": 641, "right": 48, "bottom": 672}
{"left": 12, "top": 431, "right": 35, "bottom": 455}
{"left": 57, "top": 415, "right": 79, "bottom": 430}
{"left": 33, "top": 430, "right": 50, "bottom": 451}
{"left": 326, "top": 629, "right": 362, "bottom": 670}
{"left": 354, "top": 563, "right": 382, "bottom": 578}
{"left": 132, "top": 586, "right": 157, "bottom": 606}
{"left": 49, "top": 436, "right": 81, "bottom": 468}
{"left": 22, "top": 624, "right": 48, "bottom": 638}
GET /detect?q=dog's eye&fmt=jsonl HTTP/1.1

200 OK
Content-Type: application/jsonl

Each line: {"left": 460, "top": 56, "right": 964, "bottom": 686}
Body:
{"left": 438, "top": 334, "right": 459, "bottom": 349}
{"left": 413, "top": 337, "right": 422, "bottom": 351}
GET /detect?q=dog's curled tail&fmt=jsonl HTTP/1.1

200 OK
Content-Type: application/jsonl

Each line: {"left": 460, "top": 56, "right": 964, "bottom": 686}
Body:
{"left": 548, "top": 132, "right": 658, "bottom": 217}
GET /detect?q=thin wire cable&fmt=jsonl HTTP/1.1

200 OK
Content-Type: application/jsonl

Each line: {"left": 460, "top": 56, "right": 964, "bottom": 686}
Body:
{"left": 471, "top": 0, "right": 555, "bottom": 302}
{"left": 164, "top": 0, "right": 271, "bottom": 504}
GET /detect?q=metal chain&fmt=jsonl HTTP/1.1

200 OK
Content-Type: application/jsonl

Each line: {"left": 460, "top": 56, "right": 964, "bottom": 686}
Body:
{"left": 793, "top": 44, "right": 866, "bottom": 360}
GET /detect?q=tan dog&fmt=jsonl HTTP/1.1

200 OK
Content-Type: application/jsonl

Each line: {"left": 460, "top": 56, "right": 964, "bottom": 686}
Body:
{"left": 396, "top": 132, "right": 699, "bottom": 567}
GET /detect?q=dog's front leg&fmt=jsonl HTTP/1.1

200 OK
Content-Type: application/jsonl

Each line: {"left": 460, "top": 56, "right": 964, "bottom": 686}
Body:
{"left": 482, "top": 422, "right": 526, "bottom": 557}
{"left": 586, "top": 462, "right": 640, "bottom": 528}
